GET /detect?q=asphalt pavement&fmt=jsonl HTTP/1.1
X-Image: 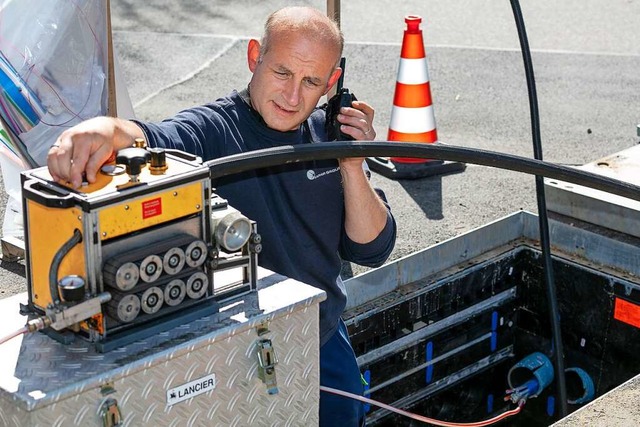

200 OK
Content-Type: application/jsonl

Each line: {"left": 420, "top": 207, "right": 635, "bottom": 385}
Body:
{"left": 1, "top": 0, "right": 639, "bottom": 297}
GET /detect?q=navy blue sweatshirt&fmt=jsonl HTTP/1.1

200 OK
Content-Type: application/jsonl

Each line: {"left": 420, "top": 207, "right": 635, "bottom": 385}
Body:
{"left": 136, "top": 90, "right": 396, "bottom": 345}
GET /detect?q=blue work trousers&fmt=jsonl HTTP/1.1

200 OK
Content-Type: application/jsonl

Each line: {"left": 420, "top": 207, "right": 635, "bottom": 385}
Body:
{"left": 319, "top": 318, "right": 366, "bottom": 427}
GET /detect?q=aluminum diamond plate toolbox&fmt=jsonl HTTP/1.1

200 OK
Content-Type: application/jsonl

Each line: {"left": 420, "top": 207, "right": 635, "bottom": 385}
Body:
{"left": 0, "top": 271, "right": 325, "bottom": 427}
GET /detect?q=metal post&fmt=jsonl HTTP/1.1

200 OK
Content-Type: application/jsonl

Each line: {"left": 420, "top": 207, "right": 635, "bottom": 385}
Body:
{"left": 327, "top": 0, "right": 341, "bottom": 26}
{"left": 106, "top": 0, "right": 117, "bottom": 117}
{"left": 326, "top": 0, "right": 341, "bottom": 99}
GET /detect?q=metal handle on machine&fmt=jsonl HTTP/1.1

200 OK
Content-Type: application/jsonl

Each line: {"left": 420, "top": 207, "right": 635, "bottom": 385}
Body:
{"left": 99, "top": 397, "right": 122, "bottom": 427}
{"left": 23, "top": 179, "right": 75, "bottom": 208}
{"left": 256, "top": 339, "right": 279, "bottom": 395}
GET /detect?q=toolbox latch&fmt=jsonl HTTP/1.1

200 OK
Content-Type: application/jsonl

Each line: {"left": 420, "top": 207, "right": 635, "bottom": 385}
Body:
{"left": 256, "top": 339, "right": 279, "bottom": 395}
{"left": 99, "top": 397, "right": 123, "bottom": 427}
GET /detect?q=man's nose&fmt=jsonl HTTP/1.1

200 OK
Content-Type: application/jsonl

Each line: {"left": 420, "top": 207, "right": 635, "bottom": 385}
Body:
{"left": 282, "top": 80, "right": 301, "bottom": 107}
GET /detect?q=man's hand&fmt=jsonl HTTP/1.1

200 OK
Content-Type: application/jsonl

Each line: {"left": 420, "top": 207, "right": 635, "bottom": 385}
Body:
{"left": 47, "top": 117, "right": 143, "bottom": 188}
{"left": 334, "top": 100, "right": 387, "bottom": 243}
{"left": 337, "top": 100, "right": 376, "bottom": 171}
{"left": 337, "top": 100, "right": 376, "bottom": 141}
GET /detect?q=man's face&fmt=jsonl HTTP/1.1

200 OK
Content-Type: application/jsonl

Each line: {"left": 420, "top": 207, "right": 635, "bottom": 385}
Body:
{"left": 247, "top": 34, "right": 341, "bottom": 132}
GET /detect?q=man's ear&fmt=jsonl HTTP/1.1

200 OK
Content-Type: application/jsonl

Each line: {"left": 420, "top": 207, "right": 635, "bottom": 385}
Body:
{"left": 324, "top": 68, "right": 343, "bottom": 95}
{"left": 247, "top": 39, "right": 261, "bottom": 72}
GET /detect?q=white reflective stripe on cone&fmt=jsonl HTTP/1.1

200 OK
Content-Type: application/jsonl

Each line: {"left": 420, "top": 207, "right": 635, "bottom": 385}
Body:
{"left": 396, "top": 58, "right": 430, "bottom": 85}
{"left": 389, "top": 105, "right": 436, "bottom": 133}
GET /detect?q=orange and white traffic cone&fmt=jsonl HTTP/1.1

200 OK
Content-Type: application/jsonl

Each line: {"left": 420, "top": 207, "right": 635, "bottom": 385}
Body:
{"left": 388, "top": 15, "right": 437, "bottom": 161}
{"left": 367, "top": 15, "right": 465, "bottom": 179}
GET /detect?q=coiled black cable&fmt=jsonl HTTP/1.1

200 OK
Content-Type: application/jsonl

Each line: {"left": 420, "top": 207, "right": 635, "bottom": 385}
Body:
{"left": 510, "top": 0, "right": 568, "bottom": 416}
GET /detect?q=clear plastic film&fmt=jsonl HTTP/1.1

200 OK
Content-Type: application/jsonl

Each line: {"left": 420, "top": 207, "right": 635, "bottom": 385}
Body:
{"left": 0, "top": 0, "right": 128, "bottom": 238}
{"left": 0, "top": 0, "right": 109, "bottom": 166}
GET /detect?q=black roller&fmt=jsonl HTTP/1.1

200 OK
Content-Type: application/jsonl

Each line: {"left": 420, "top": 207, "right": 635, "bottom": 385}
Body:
{"left": 164, "top": 279, "right": 187, "bottom": 307}
{"left": 107, "top": 293, "right": 141, "bottom": 323}
{"left": 140, "top": 286, "right": 164, "bottom": 314}
{"left": 163, "top": 246, "right": 186, "bottom": 276}
{"left": 186, "top": 272, "right": 209, "bottom": 300}
{"left": 139, "top": 254, "right": 163, "bottom": 283}
{"left": 185, "top": 240, "right": 208, "bottom": 268}
{"left": 103, "top": 260, "right": 139, "bottom": 291}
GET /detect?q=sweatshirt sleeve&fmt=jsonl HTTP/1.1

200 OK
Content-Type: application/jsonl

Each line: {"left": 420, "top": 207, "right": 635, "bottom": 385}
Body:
{"left": 132, "top": 104, "right": 225, "bottom": 161}
{"left": 338, "top": 192, "right": 397, "bottom": 267}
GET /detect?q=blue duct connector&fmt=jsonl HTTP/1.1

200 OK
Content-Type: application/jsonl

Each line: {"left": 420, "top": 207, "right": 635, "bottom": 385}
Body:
{"left": 508, "top": 352, "right": 554, "bottom": 398}
{"left": 565, "top": 367, "right": 595, "bottom": 405}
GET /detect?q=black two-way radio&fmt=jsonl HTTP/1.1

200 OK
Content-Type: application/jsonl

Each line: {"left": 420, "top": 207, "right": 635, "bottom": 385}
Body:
{"left": 325, "top": 57, "right": 357, "bottom": 141}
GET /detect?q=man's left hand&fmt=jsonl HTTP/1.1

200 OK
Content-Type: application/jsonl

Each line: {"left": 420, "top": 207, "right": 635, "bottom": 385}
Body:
{"left": 337, "top": 100, "right": 376, "bottom": 141}
{"left": 337, "top": 100, "right": 376, "bottom": 170}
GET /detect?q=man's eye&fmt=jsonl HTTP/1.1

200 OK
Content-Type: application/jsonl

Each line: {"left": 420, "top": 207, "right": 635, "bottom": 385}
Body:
{"left": 275, "top": 71, "right": 288, "bottom": 78}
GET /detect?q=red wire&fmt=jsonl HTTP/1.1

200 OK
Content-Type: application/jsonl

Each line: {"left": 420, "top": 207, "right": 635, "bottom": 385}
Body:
{"left": 320, "top": 385, "right": 523, "bottom": 427}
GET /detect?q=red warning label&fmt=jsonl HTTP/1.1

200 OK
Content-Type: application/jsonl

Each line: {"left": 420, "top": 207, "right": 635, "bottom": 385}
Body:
{"left": 142, "top": 197, "right": 162, "bottom": 219}
{"left": 613, "top": 297, "right": 640, "bottom": 329}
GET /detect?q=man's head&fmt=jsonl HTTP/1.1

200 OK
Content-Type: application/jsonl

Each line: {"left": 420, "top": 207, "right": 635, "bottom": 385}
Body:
{"left": 247, "top": 7, "right": 344, "bottom": 132}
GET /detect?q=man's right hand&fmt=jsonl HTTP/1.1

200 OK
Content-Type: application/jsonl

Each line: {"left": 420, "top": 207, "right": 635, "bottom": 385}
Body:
{"left": 47, "top": 117, "right": 143, "bottom": 188}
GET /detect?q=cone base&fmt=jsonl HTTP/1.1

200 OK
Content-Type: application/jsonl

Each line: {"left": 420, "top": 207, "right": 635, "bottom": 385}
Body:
{"left": 366, "top": 157, "right": 466, "bottom": 180}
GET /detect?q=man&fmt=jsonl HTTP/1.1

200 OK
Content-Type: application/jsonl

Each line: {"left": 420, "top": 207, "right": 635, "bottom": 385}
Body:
{"left": 48, "top": 6, "right": 396, "bottom": 426}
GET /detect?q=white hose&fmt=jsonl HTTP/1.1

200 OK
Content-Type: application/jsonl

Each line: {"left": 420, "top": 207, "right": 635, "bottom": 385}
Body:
{"left": 0, "top": 325, "right": 28, "bottom": 346}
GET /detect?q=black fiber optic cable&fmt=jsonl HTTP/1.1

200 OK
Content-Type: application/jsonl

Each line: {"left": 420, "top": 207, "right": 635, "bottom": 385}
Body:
{"left": 207, "top": 140, "right": 636, "bottom": 417}
{"left": 510, "top": 0, "right": 568, "bottom": 416}
{"left": 206, "top": 141, "right": 640, "bottom": 203}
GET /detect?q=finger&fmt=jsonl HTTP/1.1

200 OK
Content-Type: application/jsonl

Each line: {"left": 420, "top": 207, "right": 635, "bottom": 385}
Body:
{"left": 49, "top": 139, "right": 75, "bottom": 185}
{"left": 351, "top": 100, "right": 375, "bottom": 120}
{"left": 69, "top": 159, "right": 84, "bottom": 188}
{"left": 47, "top": 142, "right": 61, "bottom": 180}
{"left": 340, "top": 104, "right": 374, "bottom": 129}
{"left": 339, "top": 124, "right": 359, "bottom": 141}
{"left": 338, "top": 123, "right": 375, "bottom": 141}
{"left": 47, "top": 147, "right": 62, "bottom": 183}
{"left": 84, "top": 144, "right": 114, "bottom": 184}
{"left": 338, "top": 105, "right": 369, "bottom": 125}
{"left": 54, "top": 133, "right": 89, "bottom": 188}
{"left": 337, "top": 113, "right": 375, "bottom": 141}
{"left": 69, "top": 139, "right": 109, "bottom": 187}
{"left": 339, "top": 106, "right": 366, "bottom": 120}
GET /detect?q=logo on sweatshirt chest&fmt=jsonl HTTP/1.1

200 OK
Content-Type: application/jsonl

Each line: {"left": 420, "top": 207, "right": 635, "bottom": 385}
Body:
{"left": 307, "top": 166, "right": 340, "bottom": 181}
